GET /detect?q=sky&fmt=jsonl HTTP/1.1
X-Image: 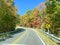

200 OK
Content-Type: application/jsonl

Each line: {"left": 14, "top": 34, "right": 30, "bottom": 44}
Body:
{"left": 14, "top": 0, "right": 46, "bottom": 15}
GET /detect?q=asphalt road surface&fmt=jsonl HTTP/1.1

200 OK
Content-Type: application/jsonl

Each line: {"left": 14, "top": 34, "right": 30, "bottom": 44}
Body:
{"left": 0, "top": 28, "right": 45, "bottom": 45}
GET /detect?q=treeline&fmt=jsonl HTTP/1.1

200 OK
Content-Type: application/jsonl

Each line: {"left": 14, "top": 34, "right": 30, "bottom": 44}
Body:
{"left": 19, "top": 0, "right": 60, "bottom": 36}
{"left": 0, "top": 0, "right": 19, "bottom": 33}
{"left": 20, "top": 8, "right": 42, "bottom": 28}
{"left": 45, "top": 0, "right": 60, "bottom": 36}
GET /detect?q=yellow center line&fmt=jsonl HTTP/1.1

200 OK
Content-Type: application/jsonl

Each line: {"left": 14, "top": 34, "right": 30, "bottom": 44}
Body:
{"left": 12, "top": 30, "right": 28, "bottom": 44}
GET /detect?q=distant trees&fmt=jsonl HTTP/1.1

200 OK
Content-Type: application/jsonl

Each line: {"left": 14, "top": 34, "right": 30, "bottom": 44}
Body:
{"left": 0, "top": 0, "right": 19, "bottom": 33}
{"left": 19, "top": 0, "right": 60, "bottom": 36}
{"left": 20, "top": 8, "right": 42, "bottom": 28}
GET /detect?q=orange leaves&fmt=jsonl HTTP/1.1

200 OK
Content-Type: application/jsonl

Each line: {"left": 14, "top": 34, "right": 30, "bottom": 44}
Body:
{"left": 20, "top": 8, "right": 42, "bottom": 28}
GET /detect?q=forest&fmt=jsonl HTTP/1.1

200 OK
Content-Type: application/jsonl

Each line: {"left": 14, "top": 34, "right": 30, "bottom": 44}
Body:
{"left": 19, "top": 0, "right": 60, "bottom": 36}
{"left": 0, "top": 0, "right": 60, "bottom": 37}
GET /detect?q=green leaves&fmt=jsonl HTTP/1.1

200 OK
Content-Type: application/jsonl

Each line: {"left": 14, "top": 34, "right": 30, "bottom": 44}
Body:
{"left": 0, "top": 0, "right": 18, "bottom": 33}
{"left": 45, "top": 0, "right": 60, "bottom": 35}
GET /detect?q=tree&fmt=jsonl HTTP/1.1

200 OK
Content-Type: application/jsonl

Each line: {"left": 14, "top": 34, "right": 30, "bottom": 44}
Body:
{"left": 45, "top": 0, "right": 60, "bottom": 35}
{"left": 20, "top": 8, "right": 42, "bottom": 28}
{"left": 0, "top": 0, "right": 19, "bottom": 33}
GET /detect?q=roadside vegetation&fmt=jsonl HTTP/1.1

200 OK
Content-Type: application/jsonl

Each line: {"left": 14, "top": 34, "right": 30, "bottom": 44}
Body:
{"left": 0, "top": 0, "right": 60, "bottom": 37}
{"left": 0, "top": 0, "right": 20, "bottom": 33}
{"left": 35, "top": 29, "right": 58, "bottom": 45}
{"left": 19, "top": 0, "right": 60, "bottom": 37}
{"left": 0, "top": 0, "right": 60, "bottom": 44}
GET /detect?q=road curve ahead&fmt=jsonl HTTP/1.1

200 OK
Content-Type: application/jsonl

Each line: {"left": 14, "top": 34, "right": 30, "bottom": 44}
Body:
{"left": 0, "top": 28, "right": 45, "bottom": 45}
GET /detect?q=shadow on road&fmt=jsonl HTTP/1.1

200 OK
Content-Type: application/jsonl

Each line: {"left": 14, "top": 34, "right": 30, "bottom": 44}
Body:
{"left": 0, "top": 28, "right": 26, "bottom": 42}
{"left": 10, "top": 28, "right": 26, "bottom": 35}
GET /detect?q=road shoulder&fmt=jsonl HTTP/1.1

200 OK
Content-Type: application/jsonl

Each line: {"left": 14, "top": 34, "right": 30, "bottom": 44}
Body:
{"left": 33, "top": 29, "right": 58, "bottom": 45}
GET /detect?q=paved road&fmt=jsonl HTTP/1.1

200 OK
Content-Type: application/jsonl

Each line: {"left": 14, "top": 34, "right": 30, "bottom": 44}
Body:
{"left": 0, "top": 28, "right": 45, "bottom": 45}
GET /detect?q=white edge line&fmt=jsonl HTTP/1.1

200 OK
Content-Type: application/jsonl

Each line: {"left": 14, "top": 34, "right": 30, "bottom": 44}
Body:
{"left": 16, "top": 27, "right": 46, "bottom": 45}
{"left": 31, "top": 29, "right": 46, "bottom": 45}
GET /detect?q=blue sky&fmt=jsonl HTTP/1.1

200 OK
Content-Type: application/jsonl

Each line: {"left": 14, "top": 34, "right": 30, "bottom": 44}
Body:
{"left": 14, "top": 0, "right": 46, "bottom": 15}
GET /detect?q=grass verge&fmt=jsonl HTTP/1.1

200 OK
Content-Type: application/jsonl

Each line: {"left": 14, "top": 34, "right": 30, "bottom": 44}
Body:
{"left": 34, "top": 29, "right": 58, "bottom": 45}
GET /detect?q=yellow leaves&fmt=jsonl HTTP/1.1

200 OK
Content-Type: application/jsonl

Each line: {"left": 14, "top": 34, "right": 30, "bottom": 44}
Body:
{"left": 24, "top": 14, "right": 28, "bottom": 18}
{"left": 6, "top": 3, "right": 12, "bottom": 7}
{"left": 4, "top": 0, "right": 14, "bottom": 3}
{"left": 29, "top": 14, "right": 35, "bottom": 19}
{"left": 22, "top": 14, "right": 29, "bottom": 26}
{"left": 29, "top": 11, "right": 39, "bottom": 20}
{"left": 4, "top": 0, "right": 14, "bottom": 7}
{"left": 46, "top": 24, "right": 51, "bottom": 28}
{"left": 20, "top": 8, "right": 42, "bottom": 28}
{"left": 10, "top": 0, "right": 14, "bottom": 2}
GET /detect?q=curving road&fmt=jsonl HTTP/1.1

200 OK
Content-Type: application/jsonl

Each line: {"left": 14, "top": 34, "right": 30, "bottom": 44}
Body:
{"left": 0, "top": 28, "right": 45, "bottom": 45}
